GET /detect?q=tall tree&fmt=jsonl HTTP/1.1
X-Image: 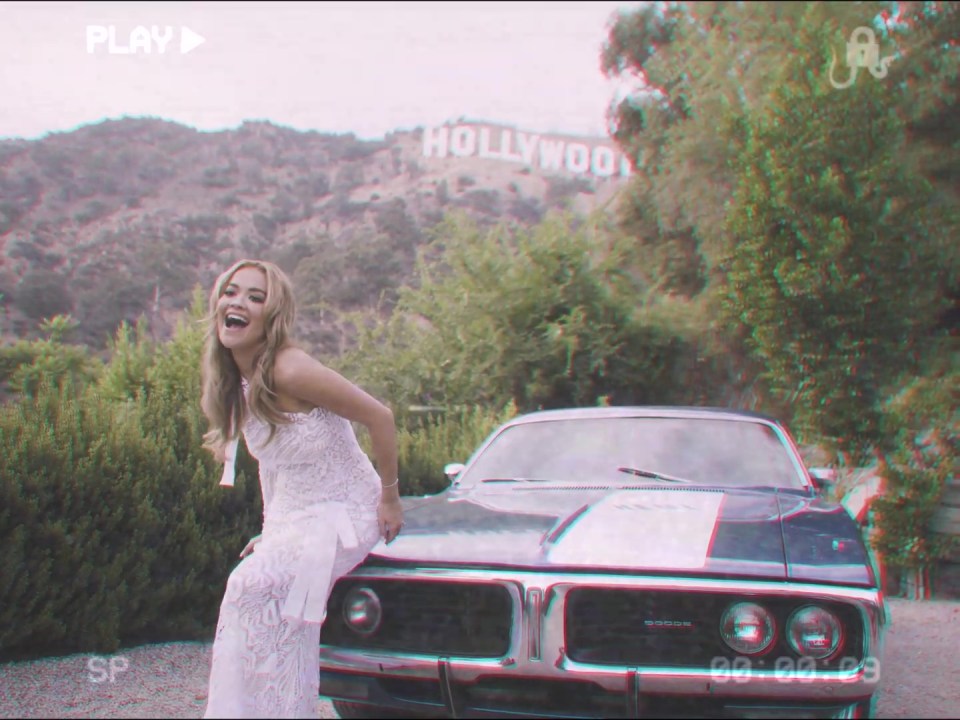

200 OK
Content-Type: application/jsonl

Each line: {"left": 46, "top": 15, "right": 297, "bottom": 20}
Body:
{"left": 341, "top": 213, "right": 719, "bottom": 414}
{"left": 602, "top": 2, "right": 891, "bottom": 274}
{"left": 719, "top": 10, "right": 954, "bottom": 459}
{"left": 601, "top": 1, "right": 959, "bottom": 448}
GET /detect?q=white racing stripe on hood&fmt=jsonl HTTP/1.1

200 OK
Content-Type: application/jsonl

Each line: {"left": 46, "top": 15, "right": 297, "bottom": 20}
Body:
{"left": 546, "top": 490, "right": 725, "bottom": 569}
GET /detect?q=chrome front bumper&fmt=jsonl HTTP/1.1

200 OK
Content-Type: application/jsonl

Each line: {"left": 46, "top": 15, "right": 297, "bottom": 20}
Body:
{"left": 318, "top": 567, "right": 886, "bottom": 717}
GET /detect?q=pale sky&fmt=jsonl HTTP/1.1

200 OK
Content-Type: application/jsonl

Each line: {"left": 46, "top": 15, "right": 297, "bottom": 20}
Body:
{"left": 0, "top": 1, "right": 647, "bottom": 142}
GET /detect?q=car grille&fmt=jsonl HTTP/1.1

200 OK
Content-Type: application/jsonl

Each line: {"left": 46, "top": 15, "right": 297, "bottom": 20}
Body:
{"left": 322, "top": 578, "right": 513, "bottom": 657}
{"left": 322, "top": 671, "right": 865, "bottom": 719}
{"left": 565, "top": 588, "right": 865, "bottom": 670}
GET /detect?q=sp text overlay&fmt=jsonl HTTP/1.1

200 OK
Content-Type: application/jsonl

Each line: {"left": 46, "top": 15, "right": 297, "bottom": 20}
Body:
{"left": 86, "top": 655, "right": 129, "bottom": 683}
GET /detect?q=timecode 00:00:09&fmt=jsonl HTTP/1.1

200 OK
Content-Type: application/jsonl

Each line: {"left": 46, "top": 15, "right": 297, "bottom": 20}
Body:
{"left": 708, "top": 656, "right": 881, "bottom": 683}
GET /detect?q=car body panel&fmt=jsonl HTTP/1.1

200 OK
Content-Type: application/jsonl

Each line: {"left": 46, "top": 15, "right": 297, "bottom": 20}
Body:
{"left": 367, "top": 485, "right": 874, "bottom": 587}
{"left": 318, "top": 407, "right": 887, "bottom": 719}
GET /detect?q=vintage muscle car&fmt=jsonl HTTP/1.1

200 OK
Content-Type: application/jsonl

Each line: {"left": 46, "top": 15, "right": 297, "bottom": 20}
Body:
{"left": 318, "top": 407, "right": 887, "bottom": 719}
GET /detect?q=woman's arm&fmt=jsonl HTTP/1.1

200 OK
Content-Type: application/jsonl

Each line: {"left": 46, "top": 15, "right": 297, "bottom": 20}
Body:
{"left": 272, "top": 347, "right": 399, "bottom": 499}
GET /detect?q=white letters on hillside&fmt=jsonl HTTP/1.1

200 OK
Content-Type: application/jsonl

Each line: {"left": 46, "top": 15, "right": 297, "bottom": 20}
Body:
{"left": 422, "top": 123, "right": 634, "bottom": 178}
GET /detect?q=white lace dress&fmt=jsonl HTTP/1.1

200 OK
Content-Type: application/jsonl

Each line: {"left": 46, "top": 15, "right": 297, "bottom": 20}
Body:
{"left": 203, "top": 389, "right": 383, "bottom": 719}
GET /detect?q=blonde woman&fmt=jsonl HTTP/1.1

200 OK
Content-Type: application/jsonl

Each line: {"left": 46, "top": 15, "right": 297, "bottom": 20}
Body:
{"left": 200, "top": 259, "right": 402, "bottom": 719}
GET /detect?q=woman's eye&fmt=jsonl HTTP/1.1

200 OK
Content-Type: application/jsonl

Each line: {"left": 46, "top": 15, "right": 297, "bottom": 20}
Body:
{"left": 250, "top": 296, "right": 265, "bottom": 304}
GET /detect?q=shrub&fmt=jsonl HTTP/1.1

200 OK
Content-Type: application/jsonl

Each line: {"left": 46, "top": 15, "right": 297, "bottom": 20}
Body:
{"left": 0, "top": 316, "right": 101, "bottom": 397}
{"left": 14, "top": 270, "right": 74, "bottom": 322}
{"left": 0, "top": 295, "right": 262, "bottom": 660}
{"left": 357, "top": 403, "right": 517, "bottom": 496}
{"left": 871, "top": 367, "right": 959, "bottom": 598}
{"left": 459, "top": 189, "right": 501, "bottom": 216}
{"left": 201, "top": 166, "right": 238, "bottom": 188}
{"left": 342, "top": 212, "right": 707, "bottom": 413}
{"left": 0, "top": 383, "right": 163, "bottom": 657}
{"left": 544, "top": 176, "right": 594, "bottom": 207}
{"left": 333, "top": 163, "right": 365, "bottom": 192}
{"left": 74, "top": 200, "right": 111, "bottom": 225}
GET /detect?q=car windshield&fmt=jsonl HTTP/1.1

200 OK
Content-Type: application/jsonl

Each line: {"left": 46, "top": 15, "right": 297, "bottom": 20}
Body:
{"left": 460, "top": 416, "right": 806, "bottom": 491}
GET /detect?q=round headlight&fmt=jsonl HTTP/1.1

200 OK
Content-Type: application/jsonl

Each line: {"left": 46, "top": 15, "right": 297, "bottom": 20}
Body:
{"left": 786, "top": 605, "right": 842, "bottom": 659}
{"left": 342, "top": 587, "right": 382, "bottom": 635}
{"left": 720, "top": 602, "right": 776, "bottom": 655}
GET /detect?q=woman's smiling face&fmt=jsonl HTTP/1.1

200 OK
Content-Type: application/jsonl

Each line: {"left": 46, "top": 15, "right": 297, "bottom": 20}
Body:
{"left": 216, "top": 265, "right": 268, "bottom": 351}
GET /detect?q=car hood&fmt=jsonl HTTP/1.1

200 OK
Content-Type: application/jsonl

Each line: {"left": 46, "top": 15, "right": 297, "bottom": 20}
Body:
{"left": 369, "top": 485, "right": 875, "bottom": 586}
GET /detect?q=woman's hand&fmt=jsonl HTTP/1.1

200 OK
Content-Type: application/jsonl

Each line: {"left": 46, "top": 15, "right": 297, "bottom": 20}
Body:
{"left": 378, "top": 497, "right": 404, "bottom": 544}
{"left": 239, "top": 534, "right": 262, "bottom": 559}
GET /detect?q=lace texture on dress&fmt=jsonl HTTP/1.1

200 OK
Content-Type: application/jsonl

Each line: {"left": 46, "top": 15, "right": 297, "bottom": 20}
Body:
{"left": 204, "top": 388, "right": 383, "bottom": 718}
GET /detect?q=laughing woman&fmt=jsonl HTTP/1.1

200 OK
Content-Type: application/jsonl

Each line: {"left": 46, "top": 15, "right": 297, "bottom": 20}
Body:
{"left": 200, "top": 259, "right": 402, "bottom": 719}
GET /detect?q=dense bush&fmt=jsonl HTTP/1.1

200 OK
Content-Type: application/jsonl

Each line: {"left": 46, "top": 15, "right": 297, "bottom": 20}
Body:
{"left": 14, "top": 269, "right": 74, "bottom": 322}
{"left": 342, "top": 212, "right": 726, "bottom": 413}
{"left": 544, "top": 176, "right": 594, "bottom": 207}
{"left": 0, "top": 383, "right": 164, "bottom": 657}
{"left": 0, "top": 289, "right": 520, "bottom": 659}
{"left": 871, "top": 362, "right": 959, "bottom": 598}
{"left": 0, "top": 316, "right": 102, "bottom": 397}
{"left": 355, "top": 403, "right": 518, "bottom": 496}
{"left": 0, "top": 297, "right": 262, "bottom": 661}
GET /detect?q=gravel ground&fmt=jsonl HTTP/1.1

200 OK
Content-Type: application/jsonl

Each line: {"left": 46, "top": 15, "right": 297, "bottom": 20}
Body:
{"left": 0, "top": 597, "right": 956, "bottom": 719}
{"left": 874, "top": 598, "right": 960, "bottom": 719}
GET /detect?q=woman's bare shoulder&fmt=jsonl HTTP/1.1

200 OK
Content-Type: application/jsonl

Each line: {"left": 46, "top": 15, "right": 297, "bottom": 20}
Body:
{"left": 273, "top": 345, "right": 325, "bottom": 382}
{"left": 271, "top": 345, "right": 387, "bottom": 423}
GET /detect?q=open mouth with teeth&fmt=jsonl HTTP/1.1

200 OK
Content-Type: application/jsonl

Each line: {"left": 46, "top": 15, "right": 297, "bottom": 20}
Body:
{"left": 224, "top": 314, "right": 250, "bottom": 329}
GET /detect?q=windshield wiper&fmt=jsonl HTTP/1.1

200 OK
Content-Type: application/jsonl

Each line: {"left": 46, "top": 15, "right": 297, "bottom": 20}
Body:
{"left": 617, "top": 467, "right": 693, "bottom": 484}
{"left": 732, "top": 485, "right": 809, "bottom": 496}
{"left": 480, "top": 477, "right": 548, "bottom": 484}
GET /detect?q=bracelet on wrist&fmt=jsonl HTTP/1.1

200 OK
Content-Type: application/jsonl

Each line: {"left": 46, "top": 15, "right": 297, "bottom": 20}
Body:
{"left": 382, "top": 478, "right": 399, "bottom": 489}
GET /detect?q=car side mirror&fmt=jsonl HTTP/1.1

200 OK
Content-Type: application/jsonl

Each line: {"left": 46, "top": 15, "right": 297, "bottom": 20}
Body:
{"left": 444, "top": 462, "right": 466, "bottom": 485}
{"left": 809, "top": 467, "right": 837, "bottom": 494}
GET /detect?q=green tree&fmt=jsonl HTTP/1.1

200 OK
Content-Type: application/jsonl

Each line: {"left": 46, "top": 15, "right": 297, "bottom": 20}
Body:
{"left": 601, "top": 1, "right": 890, "bottom": 271}
{"left": 718, "top": 14, "right": 954, "bottom": 460}
{"left": 98, "top": 317, "right": 155, "bottom": 402}
{"left": 342, "top": 212, "right": 717, "bottom": 414}
{"left": 0, "top": 315, "right": 101, "bottom": 397}
{"left": 602, "top": 1, "right": 959, "bottom": 446}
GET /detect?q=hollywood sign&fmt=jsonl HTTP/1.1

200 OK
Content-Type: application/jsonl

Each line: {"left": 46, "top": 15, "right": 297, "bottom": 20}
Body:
{"left": 422, "top": 124, "right": 634, "bottom": 178}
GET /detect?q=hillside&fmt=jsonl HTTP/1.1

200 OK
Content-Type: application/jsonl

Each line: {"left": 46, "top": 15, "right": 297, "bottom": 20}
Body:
{"left": 0, "top": 117, "right": 629, "bottom": 353}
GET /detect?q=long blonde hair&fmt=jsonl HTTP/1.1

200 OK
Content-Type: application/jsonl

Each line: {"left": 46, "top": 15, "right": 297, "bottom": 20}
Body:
{"left": 201, "top": 259, "right": 298, "bottom": 460}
